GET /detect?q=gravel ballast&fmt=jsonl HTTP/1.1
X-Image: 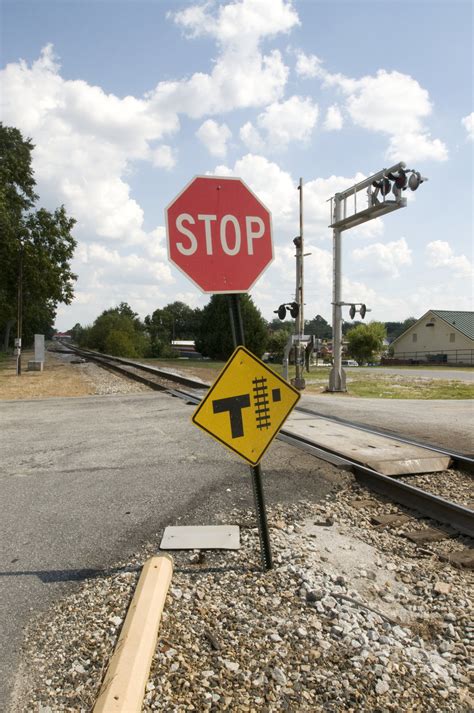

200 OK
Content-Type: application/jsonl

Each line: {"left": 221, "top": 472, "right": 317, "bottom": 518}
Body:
{"left": 13, "top": 484, "right": 473, "bottom": 712}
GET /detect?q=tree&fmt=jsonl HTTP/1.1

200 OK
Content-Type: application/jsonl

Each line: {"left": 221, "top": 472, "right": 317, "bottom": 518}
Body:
{"left": 81, "top": 303, "right": 148, "bottom": 357}
{"left": 268, "top": 316, "right": 295, "bottom": 332}
{"left": 144, "top": 301, "right": 202, "bottom": 357}
{"left": 305, "top": 314, "right": 332, "bottom": 339}
{"left": 0, "top": 124, "right": 77, "bottom": 347}
{"left": 196, "top": 294, "right": 268, "bottom": 360}
{"left": 346, "top": 322, "right": 387, "bottom": 364}
{"left": 266, "top": 329, "right": 291, "bottom": 361}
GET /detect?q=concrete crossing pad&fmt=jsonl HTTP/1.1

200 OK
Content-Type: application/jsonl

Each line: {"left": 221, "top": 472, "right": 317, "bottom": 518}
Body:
{"left": 283, "top": 412, "right": 451, "bottom": 476}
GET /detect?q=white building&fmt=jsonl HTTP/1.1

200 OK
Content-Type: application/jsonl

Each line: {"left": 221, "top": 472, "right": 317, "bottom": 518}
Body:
{"left": 390, "top": 310, "right": 473, "bottom": 365}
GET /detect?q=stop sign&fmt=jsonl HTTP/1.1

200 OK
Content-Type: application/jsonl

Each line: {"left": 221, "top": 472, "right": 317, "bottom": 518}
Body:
{"left": 165, "top": 175, "right": 273, "bottom": 293}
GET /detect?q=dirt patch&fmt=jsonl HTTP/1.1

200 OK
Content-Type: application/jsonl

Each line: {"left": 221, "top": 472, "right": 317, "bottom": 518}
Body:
{"left": 0, "top": 350, "right": 95, "bottom": 400}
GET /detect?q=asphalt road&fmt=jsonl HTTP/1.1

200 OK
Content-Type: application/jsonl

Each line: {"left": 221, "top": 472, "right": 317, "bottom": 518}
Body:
{"left": 0, "top": 392, "right": 341, "bottom": 710}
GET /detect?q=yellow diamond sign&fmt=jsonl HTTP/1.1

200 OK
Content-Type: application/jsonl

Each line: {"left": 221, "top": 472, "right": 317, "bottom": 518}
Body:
{"left": 192, "top": 346, "right": 301, "bottom": 466}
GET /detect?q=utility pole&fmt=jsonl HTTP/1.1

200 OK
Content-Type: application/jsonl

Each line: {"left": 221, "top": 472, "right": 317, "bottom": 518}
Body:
{"left": 15, "top": 241, "right": 23, "bottom": 376}
{"left": 292, "top": 178, "right": 305, "bottom": 390}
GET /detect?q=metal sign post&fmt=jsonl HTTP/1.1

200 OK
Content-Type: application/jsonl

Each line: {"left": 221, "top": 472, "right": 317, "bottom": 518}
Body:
{"left": 228, "top": 294, "right": 273, "bottom": 571}
{"left": 192, "top": 333, "right": 301, "bottom": 571}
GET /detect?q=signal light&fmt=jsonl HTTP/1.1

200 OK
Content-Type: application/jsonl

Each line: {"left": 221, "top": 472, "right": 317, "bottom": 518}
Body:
{"left": 360, "top": 304, "right": 366, "bottom": 319}
{"left": 387, "top": 169, "right": 408, "bottom": 189}
{"left": 274, "top": 304, "right": 287, "bottom": 320}
{"left": 349, "top": 304, "right": 356, "bottom": 320}
{"left": 372, "top": 168, "right": 426, "bottom": 204}
{"left": 274, "top": 302, "right": 300, "bottom": 320}
{"left": 372, "top": 178, "right": 391, "bottom": 195}
{"left": 289, "top": 302, "right": 299, "bottom": 318}
{"left": 408, "top": 171, "right": 423, "bottom": 190}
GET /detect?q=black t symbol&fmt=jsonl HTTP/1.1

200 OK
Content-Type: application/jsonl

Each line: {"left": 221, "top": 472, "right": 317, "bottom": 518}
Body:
{"left": 212, "top": 394, "right": 251, "bottom": 438}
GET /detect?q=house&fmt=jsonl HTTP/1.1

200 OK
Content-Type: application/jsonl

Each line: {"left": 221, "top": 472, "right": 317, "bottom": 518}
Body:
{"left": 389, "top": 310, "right": 473, "bottom": 365}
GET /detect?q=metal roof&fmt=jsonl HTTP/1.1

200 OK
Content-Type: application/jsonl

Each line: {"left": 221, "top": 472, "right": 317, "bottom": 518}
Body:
{"left": 430, "top": 310, "right": 474, "bottom": 340}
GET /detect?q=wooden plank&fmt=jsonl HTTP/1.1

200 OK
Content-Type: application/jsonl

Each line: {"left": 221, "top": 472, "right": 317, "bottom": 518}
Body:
{"left": 284, "top": 413, "right": 451, "bottom": 475}
{"left": 94, "top": 555, "right": 173, "bottom": 713}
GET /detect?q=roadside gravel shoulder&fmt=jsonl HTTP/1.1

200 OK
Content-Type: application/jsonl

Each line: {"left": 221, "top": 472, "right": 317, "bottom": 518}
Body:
{"left": 0, "top": 350, "right": 151, "bottom": 400}
{"left": 13, "top": 483, "right": 473, "bottom": 712}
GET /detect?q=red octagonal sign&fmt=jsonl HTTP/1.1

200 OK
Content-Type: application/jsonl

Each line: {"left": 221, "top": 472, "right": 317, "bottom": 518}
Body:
{"left": 165, "top": 175, "right": 273, "bottom": 293}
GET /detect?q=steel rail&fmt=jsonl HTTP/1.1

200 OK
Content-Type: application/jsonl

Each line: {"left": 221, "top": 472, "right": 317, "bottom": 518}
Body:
{"left": 57, "top": 343, "right": 474, "bottom": 536}
{"left": 278, "top": 431, "right": 474, "bottom": 539}
{"left": 61, "top": 344, "right": 209, "bottom": 391}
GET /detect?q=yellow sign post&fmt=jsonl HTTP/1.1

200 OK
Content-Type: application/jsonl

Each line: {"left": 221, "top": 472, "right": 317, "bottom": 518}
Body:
{"left": 192, "top": 346, "right": 300, "bottom": 466}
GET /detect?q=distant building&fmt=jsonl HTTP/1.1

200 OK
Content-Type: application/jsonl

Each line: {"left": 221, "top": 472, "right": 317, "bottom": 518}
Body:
{"left": 171, "top": 340, "right": 203, "bottom": 358}
{"left": 389, "top": 310, "right": 473, "bottom": 365}
{"left": 53, "top": 331, "right": 72, "bottom": 342}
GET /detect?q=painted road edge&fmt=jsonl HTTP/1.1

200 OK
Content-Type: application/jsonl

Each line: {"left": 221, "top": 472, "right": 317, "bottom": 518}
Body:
{"left": 93, "top": 555, "right": 174, "bottom": 713}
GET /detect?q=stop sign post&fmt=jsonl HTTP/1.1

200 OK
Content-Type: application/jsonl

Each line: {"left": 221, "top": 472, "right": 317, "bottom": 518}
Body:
{"left": 165, "top": 174, "right": 274, "bottom": 570}
{"left": 165, "top": 175, "right": 273, "bottom": 293}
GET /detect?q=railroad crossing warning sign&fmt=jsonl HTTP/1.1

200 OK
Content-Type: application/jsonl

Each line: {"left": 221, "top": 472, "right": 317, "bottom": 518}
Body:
{"left": 192, "top": 346, "right": 300, "bottom": 466}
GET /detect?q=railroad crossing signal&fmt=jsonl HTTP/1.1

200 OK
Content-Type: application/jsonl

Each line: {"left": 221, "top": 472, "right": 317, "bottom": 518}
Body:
{"left": 192, "top": 347, "right": 300, "bottom": 466}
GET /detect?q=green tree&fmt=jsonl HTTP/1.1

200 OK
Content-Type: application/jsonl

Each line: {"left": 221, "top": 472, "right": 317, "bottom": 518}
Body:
{"left": 82, "top": 303, "right": 148, "bottom": 357}
{"left": 266, "top": 328, "right": 292, "bottom": 361}
{"left": 268, "top": 316, "right": 295, "bottom": 332}
{"left": 144, "top": 301, "right": 202, "bottom": 357}
{"left": 346, "top": 322, "right": 387, "bottom": 364}
{"left": 0, "top": 124, "right": 77, "bottom": 347}
{"left": 70, "top": 322, "right": 84, "bottom": 344}
{"left": 306, "top": 314, "right": 332, "bottom": 339}
{"left": 196, "top": 294, "right": 268, "bottom": 360}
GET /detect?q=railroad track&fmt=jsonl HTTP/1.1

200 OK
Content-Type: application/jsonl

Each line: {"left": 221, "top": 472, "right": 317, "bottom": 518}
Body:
{"left": 55, "top": 344, "right": 474, "bottom": 540}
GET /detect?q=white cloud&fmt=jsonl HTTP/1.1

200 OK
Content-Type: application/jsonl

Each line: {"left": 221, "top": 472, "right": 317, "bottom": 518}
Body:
{"left": 386, "top": 133, "right": 448, "bottom": 163}
{"left": 323, "top": 104, "right": 343, "bottom": 131}
{"left": 171, "top": 0, "right": 299, "bottom": 47}
{"left": 152, "top": 145, "right": 176, "bottom": 169}
{"left": 425, "top": 240, "right": 472, "bottom": 277}
{"left": 461, "top": 112, "right": 474, "bottom": 140}
{"left": 196, "top": 119, "right": 232, "bottom": 157}
{"left": 75, "top": 243, "right": 174, "bottom": 287}
{"left": 240, "top": 96, "right": 318, "bottom": 152}
{"left": 0, "top": 45, "right": 178, "bottom": 246}
{"left": 352, "top": 238, "right": 412, "bottom": 278}
{"left": 214, "top": 154, "right": 385, "bottom": 242}
{"left": 239, "top": 121, "right": 264, "bottom": 151}
{"left": 295, "top": 51, "right": 323, "bottom": 79}
{"left": 305, "top": 59, "right": 447, "bottom": 162}
{"left": 252, "top": 95, "right": 318, "bottom": 148}
{"left": 153, "top": 0, "right": 300, "bottom": 120}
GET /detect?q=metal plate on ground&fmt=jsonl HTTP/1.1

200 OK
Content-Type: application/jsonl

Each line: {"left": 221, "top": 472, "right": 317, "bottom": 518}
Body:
{"left": 160, "top": 525, "right": 240, "bottom": 550}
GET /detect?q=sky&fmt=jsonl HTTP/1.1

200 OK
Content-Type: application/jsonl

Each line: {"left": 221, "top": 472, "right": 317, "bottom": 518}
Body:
{"left": 1, "top": 0, "right": 473, "bottom": 331}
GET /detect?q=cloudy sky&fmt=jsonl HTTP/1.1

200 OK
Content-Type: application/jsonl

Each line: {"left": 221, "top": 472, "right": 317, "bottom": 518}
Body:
{"left": 2, "top": 0, "right": 472, "bottom": 331}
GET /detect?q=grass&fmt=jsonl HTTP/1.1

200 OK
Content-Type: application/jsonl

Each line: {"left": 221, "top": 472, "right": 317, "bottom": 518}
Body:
{"left": 143, "top": 358, "right": 473, "bottom": 400}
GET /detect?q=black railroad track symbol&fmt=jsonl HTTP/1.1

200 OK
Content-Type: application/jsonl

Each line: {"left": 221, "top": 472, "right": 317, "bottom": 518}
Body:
{"left": 252, "top": 377, "right": 281, "bottom": 430}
